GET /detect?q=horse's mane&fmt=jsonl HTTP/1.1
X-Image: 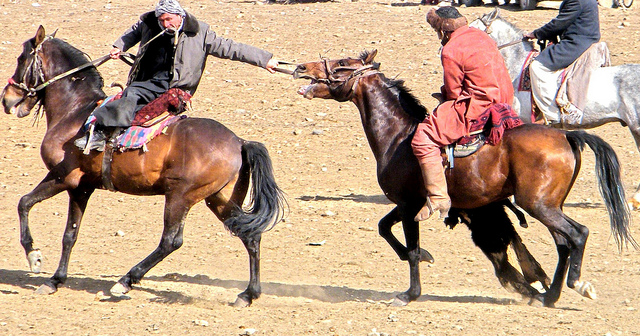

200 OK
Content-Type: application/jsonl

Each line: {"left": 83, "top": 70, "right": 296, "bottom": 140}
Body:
{"left": 385, "top": 78, "right": 428, "bottom": 121}
{"left": 47, "top": 38, "right": 105, "bottom": 90}
{"left": 356, "top": 50, "right": 427, "bottom": 121}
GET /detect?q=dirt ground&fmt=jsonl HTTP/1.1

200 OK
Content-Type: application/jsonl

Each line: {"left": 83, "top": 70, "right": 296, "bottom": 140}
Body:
{"left": 1, "top": 0, "right": 640, "bottom": 335}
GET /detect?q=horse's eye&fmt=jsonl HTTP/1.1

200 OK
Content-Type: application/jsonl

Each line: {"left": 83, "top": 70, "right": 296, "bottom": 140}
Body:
{"left": 338, "top": 61, "right": 345, "bottom": 67}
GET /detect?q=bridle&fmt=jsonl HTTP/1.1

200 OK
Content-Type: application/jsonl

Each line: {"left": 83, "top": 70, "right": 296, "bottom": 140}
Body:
{"left": 321, "top": 59, "right": 382, "bottom": 101}
{"left": 6, "top": 34, "right": 114, "bottom": 114}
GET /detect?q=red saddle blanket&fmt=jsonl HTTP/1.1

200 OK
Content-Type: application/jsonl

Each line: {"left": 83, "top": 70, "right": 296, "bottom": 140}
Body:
{"left": 459, "top": 103, "right": 523, "bottom": 146}
{"left": 131, "top": 88, "right": 192, "bottom": 127}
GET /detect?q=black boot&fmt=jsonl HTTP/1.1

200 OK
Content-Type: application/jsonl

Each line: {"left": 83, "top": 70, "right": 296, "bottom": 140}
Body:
{"left": 75, "top": 124, "right": 107, "bottom": 154}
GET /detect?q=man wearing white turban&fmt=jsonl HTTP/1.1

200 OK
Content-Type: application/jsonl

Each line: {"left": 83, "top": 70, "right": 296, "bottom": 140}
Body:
{"left": 79, "top": 0, "right": 279, "bottom": 150}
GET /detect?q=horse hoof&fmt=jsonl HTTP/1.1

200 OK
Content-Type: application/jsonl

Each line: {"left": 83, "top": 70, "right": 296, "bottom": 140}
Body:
{"left": 527, "top": 294, "right": 544, "bottom": 307}
{"left": 391, "top": 297, "right": 408, "bottom": 307}
{"left": 110, "top": 282, "right": 131, "bottom": 297}
{"left": 27, "top": 249, "right": 43, "bottom": 273}
{"left": 573, "top": 280, "right": 597, "bottom": 300}
{"left": 34, "top": 283, "right": 56, "bottom": 295}
{"left": 419, "top": 248, "right": 435, "bottom": 263}
{"left": 232, "top": 297, "right": 251, "bottom": 308}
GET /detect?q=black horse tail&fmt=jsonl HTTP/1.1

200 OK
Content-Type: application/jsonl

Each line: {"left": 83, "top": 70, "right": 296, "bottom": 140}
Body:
{"left": 566, "top": 130, "right": 637, "bottom": 250}
{"left": 224, "top": 141, "right": 287, "bottom": 240}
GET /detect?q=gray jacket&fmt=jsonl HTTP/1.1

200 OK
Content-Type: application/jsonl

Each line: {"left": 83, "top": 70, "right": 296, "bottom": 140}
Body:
{"left": 113, "top": 11, "right": 273, "bottom": 95}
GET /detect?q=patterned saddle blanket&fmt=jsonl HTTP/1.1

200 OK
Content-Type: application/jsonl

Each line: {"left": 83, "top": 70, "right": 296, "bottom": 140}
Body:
{"left": 83, "top": 88, "right": 191, "bottom": 151}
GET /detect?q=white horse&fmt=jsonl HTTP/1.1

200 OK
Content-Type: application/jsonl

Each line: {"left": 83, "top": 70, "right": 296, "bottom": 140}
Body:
{"left": 470, "top": 8, "right": 640, "bottom": 209}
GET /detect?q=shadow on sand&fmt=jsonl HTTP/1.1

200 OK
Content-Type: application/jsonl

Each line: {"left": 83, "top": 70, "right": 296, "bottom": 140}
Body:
{"left": 0, "top": 268, "right": 523, "bottom": 306}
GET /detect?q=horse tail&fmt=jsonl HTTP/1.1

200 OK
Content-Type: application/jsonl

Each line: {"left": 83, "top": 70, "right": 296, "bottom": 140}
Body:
{"left": 223, "top": 141, "right": 287, "bottom": 240}
{"left": 565, "top": 130, "right": 638, "bottom": 250}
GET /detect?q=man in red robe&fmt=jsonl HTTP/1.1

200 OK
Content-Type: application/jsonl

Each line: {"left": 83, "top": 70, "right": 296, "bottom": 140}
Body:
{"left": 411, "top": 6, "right": 514, "bottom": 221}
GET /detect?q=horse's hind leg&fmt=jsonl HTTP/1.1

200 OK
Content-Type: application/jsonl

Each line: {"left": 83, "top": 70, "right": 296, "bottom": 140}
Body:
{"left": 532, "top": 210, "right": 589, "bottom": 307}
{"left": 111, "top": 194, "right": 192, "bottom": 296}
{"left": 233, "top": 232, "right": 262, "bottom": 308}
{"left": 463, "top": 208, "right": 542, "bottom": 300}
{"left": 511, "top": 231, "right": 550, "bottom": 290}
{"left": 36, "top": 185, "right": 95, "bottom": 294}
{"left": 378, "top": 207, "right": 434, "bottom": 263}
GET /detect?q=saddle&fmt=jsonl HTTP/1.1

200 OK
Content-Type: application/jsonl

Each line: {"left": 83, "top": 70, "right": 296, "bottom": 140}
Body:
{"left": 443, "top": 103, "right": 523, "bottom": 168}
{"left": 521, "top": 42, "right": 611, "bottom": 125}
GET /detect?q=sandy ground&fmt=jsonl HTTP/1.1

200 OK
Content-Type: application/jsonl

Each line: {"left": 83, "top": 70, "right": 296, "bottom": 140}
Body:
{"left": 1, "top": 0, "right": 640, "bottom": 335}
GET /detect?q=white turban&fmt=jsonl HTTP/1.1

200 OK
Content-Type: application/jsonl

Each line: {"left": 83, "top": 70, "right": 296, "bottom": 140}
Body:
{"left": 155, "top": 0, "right": 185, "bottom": 17}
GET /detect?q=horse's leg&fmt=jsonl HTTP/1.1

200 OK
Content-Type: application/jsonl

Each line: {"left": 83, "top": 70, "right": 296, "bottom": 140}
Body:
{"left": 18, "top": 173, "right": 74, "bottom": 273}
{"left": 533, "top": 210, "right": 590, "bottom": 307}
{"left": 462, "top": 208, "right": 543, "bottom": 301}
{"left": 234, "top": 232, "right": 262, "bottom": 308}
{"left": 562, "top": 216, "right": 594, "bottom": 299}
{"left": 627, "top": 130, "right": 640, "bottom": 210}
{"left": 511, "top": 231, "right": 550, "bottom": 290}
{"left": 110, "top": 194, "right": 191, "bottom": 296}
{"left": 392, "top": 219, "right": 422, "bottom": 306}
{"left": 35, "top": 186, "right": 94, "bottom": 294}
{"left": 378, "top": 207, "right": 434, "bottom": 263}
{"left": 484, "top": 249, "right": 543, "bottom": 300}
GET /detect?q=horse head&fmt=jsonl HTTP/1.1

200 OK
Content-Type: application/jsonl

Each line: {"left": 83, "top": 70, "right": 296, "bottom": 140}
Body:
{"left": 293, "top": 49, "right": 379, "bottom": 101}
{"left": 1, "top": 26, "right": 51, "bottom": 118}
{"left": 1, "top": 26, "right": 105, "bottom": 121}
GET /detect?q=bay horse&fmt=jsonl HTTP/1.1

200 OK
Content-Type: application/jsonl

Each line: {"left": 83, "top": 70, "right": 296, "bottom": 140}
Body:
{"left": 293, "top": 50, "right": 636, "bottom": 307}
{"left": 0, "top": 26, "right": 286, "bottom": 307}
{"left": 469, "top": 8, "right": 640, "bottom": 210}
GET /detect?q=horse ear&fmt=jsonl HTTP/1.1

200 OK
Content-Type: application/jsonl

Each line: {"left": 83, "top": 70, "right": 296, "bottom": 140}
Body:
{"left": 364, "top": 49, "right": 378, "bottom": 64}
{"left": 489, "top": 7, "right": 500, "bottom": 20}
{"left": 35, "top": 25, "right": 46, "bottom": 46}
{"left": 49, "top": 28, "right": 59, "bottom": 38}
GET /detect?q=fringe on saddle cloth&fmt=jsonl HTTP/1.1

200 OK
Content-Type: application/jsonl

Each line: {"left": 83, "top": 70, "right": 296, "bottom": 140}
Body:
{"left": 116, "top": 115, "right": 185, "bottom": 151}
{"left": 458, "top": 103, "right": 524, "bottom": 146}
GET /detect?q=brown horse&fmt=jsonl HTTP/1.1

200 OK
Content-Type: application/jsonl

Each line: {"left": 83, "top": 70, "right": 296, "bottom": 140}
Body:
{"left": 0, "top": 26, "right": 286, "bottom": 307}
{"left": 293, "top": 50, "right": 636, "bottom": 307}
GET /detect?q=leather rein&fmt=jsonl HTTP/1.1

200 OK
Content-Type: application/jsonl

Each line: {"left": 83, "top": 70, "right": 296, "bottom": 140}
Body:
{"left": 320, "top": 59, "right": 382, "bottom": 101}
{"left": 476, "top": 16, "right": 528, "bottom": 50}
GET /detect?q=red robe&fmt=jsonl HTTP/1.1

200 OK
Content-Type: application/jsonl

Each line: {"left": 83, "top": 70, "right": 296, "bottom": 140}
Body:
{"left": 412, "top": 26, "right": 514, "bottom": 163}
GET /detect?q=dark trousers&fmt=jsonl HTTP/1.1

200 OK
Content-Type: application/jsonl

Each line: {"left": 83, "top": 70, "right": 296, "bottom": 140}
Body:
{"left": 93, "top": 75, "right": 170, "bottom": 127}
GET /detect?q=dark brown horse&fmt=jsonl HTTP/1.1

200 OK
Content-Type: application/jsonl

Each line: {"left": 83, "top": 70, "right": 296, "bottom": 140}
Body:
{"left": 1, "top": 26, "right": 286, "bottom": 307}
{"left": 293, "top": 50, "right": 636, "bottom": 307}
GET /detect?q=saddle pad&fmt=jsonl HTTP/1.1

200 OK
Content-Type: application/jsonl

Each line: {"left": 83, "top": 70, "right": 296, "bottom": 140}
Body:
{"left": 518, "top": 50, "right": 538, "bottom": 92}
{"left": 83, "top": 93, "right": 123, "bottom": 132}
{"left": 131, "top": 88, "right": 191, "bottom": 127}
{"left": 116, "top": 115, "right": 185, "bottom": 151}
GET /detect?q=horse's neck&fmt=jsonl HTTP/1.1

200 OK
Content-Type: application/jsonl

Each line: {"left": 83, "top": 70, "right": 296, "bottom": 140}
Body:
{"left": 353, "top": 78, "right": 417, "bottom": 163}
{"left": 491, "top": 22, "right": 533, "bottom": 80}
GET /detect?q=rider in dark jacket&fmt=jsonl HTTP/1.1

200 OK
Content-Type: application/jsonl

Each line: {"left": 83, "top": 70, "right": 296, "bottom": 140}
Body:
{"left": 523, "top": 0, "right": 600, "bottom": 123}
{"left": 78, "top": 0, "right": 278, "bottom": 151}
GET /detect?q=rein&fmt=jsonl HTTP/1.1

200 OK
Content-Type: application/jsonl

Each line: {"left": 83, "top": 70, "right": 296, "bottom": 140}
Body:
{"left": 476, "top": 16, "right": 527, "bottom": 50}
{"left": 326, "top": 62, "right": 382, "bottom": 101}
{"left": 7, "top": 28, "right": 176, "bottom": 96}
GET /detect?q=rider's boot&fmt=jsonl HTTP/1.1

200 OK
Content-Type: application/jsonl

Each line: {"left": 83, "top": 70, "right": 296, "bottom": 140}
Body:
{"left": 414, "top": 162, "right": 451, "bottom": 221}
{"left": 75, "top": 124, "right": 107, "bottom": 154}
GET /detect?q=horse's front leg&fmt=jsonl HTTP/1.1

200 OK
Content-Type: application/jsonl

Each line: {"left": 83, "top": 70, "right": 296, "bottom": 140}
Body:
{"left": 392, "top": 219, "right": 422, "bottom": 306}
{"left": 233, "top": 233, "right": 262, "bottom": 308}
{"left": 110, "top": 196, "right": 190, "bottom": 297}
{"left": 36, "top": 186, "right": 94, "bottom": 294}
{"left": 18, "top": 173, "right": 73, "bottom": 274}
{"left": 378, "top": 207, "right": 434, "bottom": 263}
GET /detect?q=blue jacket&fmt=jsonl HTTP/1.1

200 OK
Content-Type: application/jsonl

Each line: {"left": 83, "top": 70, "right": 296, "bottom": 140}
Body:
{"left": 533, "top": 0, "right": 600, "bottom": 71}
